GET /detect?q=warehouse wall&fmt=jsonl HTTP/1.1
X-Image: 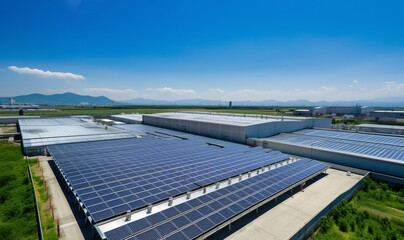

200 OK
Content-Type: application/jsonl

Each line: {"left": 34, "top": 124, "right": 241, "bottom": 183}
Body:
{"left": 143, "top": 115, "right": 247, "bottom": 143}
{"left": 144, "top": 115, "right": 331, "bottom": 144}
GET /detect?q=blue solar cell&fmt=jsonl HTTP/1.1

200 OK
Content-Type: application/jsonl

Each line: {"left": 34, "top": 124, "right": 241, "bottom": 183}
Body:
{"left": 104, "top": 225, "right": 131, "bottom": 240}
{"left": 107, "top": 198, "right": 124, "bottom": 207}
{"left": 197, "top": 205, "right": 213, "bottom": 216}
{"left": 132, "top": 229, "right": 160, "bottom": 240}
{"left": 146, "top": 212, "right": 165, "bottom": 226}
{"left": 171, "top": 216, "right": 191, "bottom": 228}
{"left": 91, "top": 209, "right": 114, "bottom": 222}
{"left": 136, "top": 191, "right": 149, "bottom": 198}
{"left": 185, "top": 210, "right": 203, "bottom": 222}
{"left": 161, "top": 206, "right": 180, "bottom": 218}
{"left": 83, "top": 197, "right": 103, "bottom": 206}
{"left": 112, "top": 204, "right": 131, "bottom": 215}
{"left": 195, "top": 218, "right": 215, "bottom": 232}
{"left": 175, "top": 202, "right": 192, "bottom": 212}
{"left": 182, "top": 224, "right": 203, "bottom": 239}
{"left": 187, "top": 198, "right": 203, "bottom": 208}
{"left": 218, "top": 208, "right": 236, "bottom": 219}
{"left": 208, "top": 212, "right": 226, "bottom": 225}
{"left": 154, "top": 221, "right": 177, "bottom": 237}
{"left": 128, "top": 200, "right": 146, "bottom": 209}
{"left": 127, "top": 218, "right": 151, "bottom": 233}
{"left": 165, "top": 231, "right": 188, "bottom": 240}
{"left": 238, "top": 199, "right": 252, "bottom": 208}
{"left": 122, "top": 195, "right": 137, "bottom": 202}
{"left": 143, "top": 195, "right": 159, "bottom": 204}
{"left": 87, "top": 203, "right": 107, "bottom": 212}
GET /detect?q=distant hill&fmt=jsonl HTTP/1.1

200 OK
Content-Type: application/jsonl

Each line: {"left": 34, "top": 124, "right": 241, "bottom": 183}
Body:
{"left": 121, "top": 97, "right": 404, "bottom": 107}
{"left": 1, "top": 92, "right": 403, "bottom": 107}
{"left": 0, "top": 92, "right": 115, "bottom": 105}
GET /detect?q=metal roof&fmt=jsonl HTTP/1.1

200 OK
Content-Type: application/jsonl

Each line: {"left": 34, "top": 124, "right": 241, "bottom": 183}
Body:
{"left": 111, "top": 114, "right": 143, "bottom": 122}
{"left": 373, "top": 110, "right": 404, "bottom": 113}
{"left": 145, "top": 112, "right": 293, "bottom": 127}
{"left": 262, "top": 129, "right": 404, "bottom": 164}
{"left": 357, "top": 124, "right": 404, "bottom": 130}
{"left": 19, "top": 118, "right": 135, "bottom": 148}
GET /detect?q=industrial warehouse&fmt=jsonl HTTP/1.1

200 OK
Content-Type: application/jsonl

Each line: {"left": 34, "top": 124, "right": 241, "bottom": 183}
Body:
{"left": 5, "top": 112, "right": 403, "bottom": 239}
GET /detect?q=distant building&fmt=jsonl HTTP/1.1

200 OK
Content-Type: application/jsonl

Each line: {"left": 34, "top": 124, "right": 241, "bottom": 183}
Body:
{"left": 369, "top": 110, "right": 404, "bottom": 123}
{"left": 292, "top": 109, "right": 310, "bottom": 116}
{"left": 342, "top": 114, "right": 355, "bottom": 119}
{"left": 292, "top": 106, "right": 374, "bottom": 117}
{"left": 312, "top": 107, "right": 327, "bottom": 116}
{"left": 0, "top": 97, "right": 39, "bottom": 110}
{"left": 356, "top": 123, "right": 404, "bottom": 135}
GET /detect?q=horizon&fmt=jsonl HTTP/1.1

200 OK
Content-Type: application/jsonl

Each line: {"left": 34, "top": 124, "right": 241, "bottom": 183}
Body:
{"left": 1, "top": 92, "right": 404, "bottom": 107}
{"left": 1, "top": 1, "right": 404, "bottom": 102}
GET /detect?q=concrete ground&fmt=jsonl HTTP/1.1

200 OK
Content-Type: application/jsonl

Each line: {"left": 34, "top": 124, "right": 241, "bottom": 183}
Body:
{"left": 39, "top": 156, "right": 86, "bottom": 240}
{"left": 222, "top": 168, "right": 363, "bottom": 240}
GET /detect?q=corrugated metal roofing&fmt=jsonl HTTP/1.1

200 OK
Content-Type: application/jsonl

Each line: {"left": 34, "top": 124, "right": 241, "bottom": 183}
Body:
{"left": 19, "top": 118, "right": 135, "bottom": 153}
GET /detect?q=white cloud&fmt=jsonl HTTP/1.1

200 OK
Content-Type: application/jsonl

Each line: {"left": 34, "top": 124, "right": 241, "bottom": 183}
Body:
{"left": 321, "top": 86, "right": 336, "bottom": 92}
{"left": 8, "top": 66, "right": 85, "bottom": 80}
{"left": 349, "top": 80, "right": 359, "bottom": 88}
{"left": 209, "top": 88, "right": 224, "bottom": 93}
{"left": 84, "top": 88, "right": 136, "bottom": 93}
{"left": 146, "top": 87, "right": 195, "bottom": 94}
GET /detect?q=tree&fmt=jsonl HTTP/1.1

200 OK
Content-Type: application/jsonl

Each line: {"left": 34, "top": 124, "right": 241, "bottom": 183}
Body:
{"left": 18, "top": 109, "right": 24, "bottom": 115}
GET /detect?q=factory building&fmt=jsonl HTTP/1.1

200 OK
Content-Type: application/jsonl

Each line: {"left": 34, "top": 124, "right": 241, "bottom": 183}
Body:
{"left": 110, "top": 113, "right": 143, "bottom": 124}
{"left": 293, "top": 106, "right": 374, "bottom": 116}
{"left": 0, "top": 97, "right": 39, "bottom": 110}
{"left": 142, "top": 112, "right": 331, "bottom": 144}
{"left": 370, "top": 110, "right": 404, "bottom": 123}
{"left": 356, "top": 123, "right": 404, "bottom": 135}
{"left": 249, "top": 128, "right": 404, "bottom": 178}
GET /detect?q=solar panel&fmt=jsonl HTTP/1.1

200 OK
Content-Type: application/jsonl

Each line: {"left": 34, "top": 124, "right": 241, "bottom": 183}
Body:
{"left": 49, "top": 137, "right": 290, "bottom": 223}
{"left": 105, "top": 159, "right": 329, "bottom": 240}
{"left": 266, "top": 130, "right": 404, "bottom": 162}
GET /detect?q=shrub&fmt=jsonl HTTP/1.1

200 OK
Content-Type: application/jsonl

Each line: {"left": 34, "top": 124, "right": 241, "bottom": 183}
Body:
{"left": 338, "top": 218, "right": 349, "bottom": 232}
{"left": 318, "top": 216, "right": 333, "bottom": 233}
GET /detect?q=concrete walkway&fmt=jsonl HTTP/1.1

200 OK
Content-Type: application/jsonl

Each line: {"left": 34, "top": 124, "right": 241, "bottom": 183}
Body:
{"left": 225, "top": 168, "right": 363, "bottom": 240}
{"left": 39, "top": 156, "right": 84, "bottom": 240}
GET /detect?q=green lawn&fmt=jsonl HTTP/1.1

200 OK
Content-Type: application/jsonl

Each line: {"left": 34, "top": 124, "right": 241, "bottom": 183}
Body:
{"left": 0, "top": 106, "right": 301, "bottom": 117}
{"left": 0, "top": 142, "right": 38, "bottom": 240}
{"left": 309, "top": 178, "right": 404, "bottom": 240}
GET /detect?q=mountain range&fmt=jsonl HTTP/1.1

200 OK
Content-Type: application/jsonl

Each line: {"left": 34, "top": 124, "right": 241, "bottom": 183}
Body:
{"left": 0, "top": 92, "right": 403, "bottom": 107}
{"left": 0, "top": 92, "right": 114, "bottom": 105}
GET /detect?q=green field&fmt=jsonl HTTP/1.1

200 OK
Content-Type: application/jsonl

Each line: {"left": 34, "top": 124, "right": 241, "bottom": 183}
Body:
{"left": 0, "top": 106, "right": 300, "bottom": 117}
{"left": 310, "top": 178, "right": 404, "bottom": 240}
{"left": 0, "top": 142, "right": 38, "bottom": 240}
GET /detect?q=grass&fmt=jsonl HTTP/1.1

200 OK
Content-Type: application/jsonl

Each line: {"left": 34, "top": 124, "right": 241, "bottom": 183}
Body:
{"left": 309, "top": 178, "right": 404, "bottom": 240}
{"left": 29, "top": 159, "right": 59, "bottom": 240}
{"left": 0, "top": 106, "right": 304, "bottom": 117}
{"left": 0, "top": 142, "right": 38, "bottom": 240}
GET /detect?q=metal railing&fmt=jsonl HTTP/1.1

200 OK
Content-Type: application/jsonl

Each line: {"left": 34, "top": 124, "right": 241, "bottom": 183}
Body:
{"left": 27, "top": 164, "right": 44, "bottom": 240}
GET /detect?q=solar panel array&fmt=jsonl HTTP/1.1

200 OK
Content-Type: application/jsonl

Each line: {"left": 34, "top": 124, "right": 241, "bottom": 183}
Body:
{"left": 294, "top": 129, "right": 404, "bottom": 147}
{"left": 104, "top": 159, "right": 329, "bottom": 240}
{"left": 48, "top": 137, "right": 289, "bottom": 223}
{"left": 266, "top": 130, "right": 404, "bottom": 162}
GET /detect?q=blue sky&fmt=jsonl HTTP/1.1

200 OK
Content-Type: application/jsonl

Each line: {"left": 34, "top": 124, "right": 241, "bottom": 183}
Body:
{"left": 1, "top": 0, "right": 404, "bottom": 101}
